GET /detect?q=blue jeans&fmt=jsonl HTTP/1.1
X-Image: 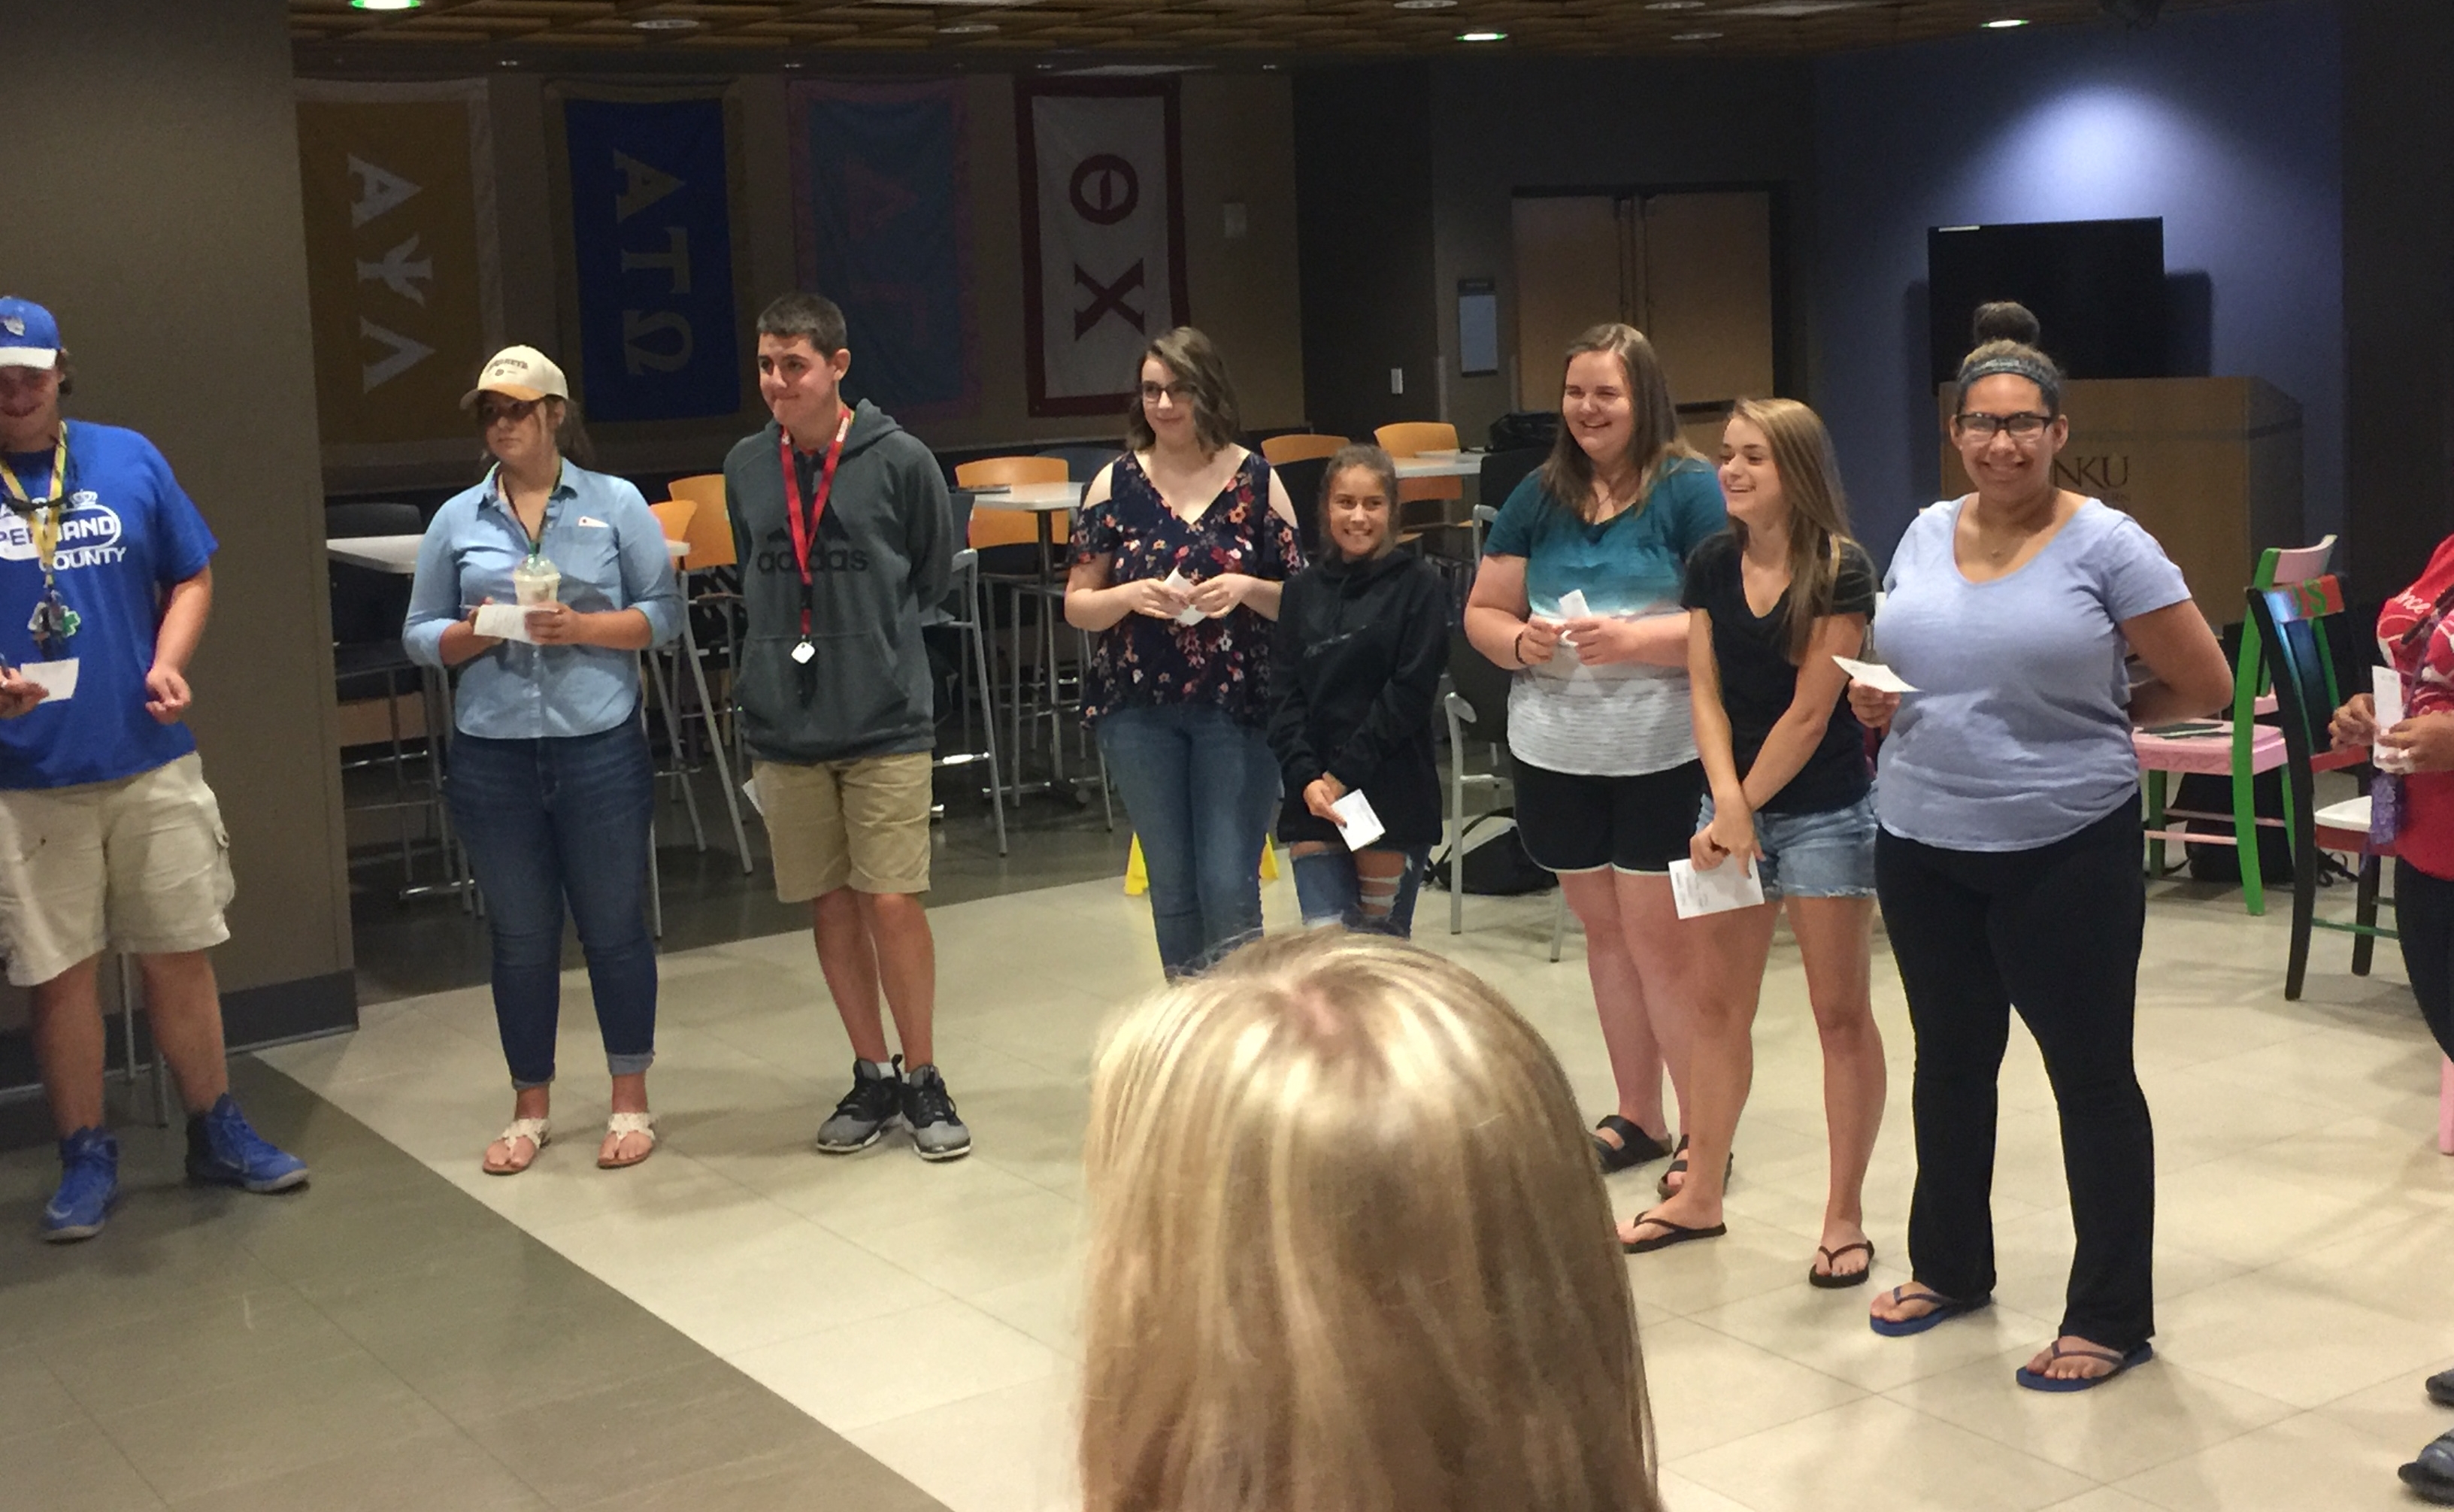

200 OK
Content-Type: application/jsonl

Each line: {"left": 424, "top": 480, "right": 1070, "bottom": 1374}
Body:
{"left": 447, "top": 723, "right": 657, "bottom": 1088}
{"left": 1097, "top": 703, "right": 1281, "bottom": 977}
{"left": 1292, "top": 846, "right": 1430, "bottom": 937}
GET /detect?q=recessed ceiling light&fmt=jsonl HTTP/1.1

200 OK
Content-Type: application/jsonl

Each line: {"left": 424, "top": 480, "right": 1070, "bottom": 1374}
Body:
{"left": 630, "top": 15, "right": 701, "bottom": 30}
{"left": 939, "top": 20, "right": 997, "bottom": 32}
{"left": 349, "top": 0, "right": 422, "bottom": 10}
{"left": 782, "top": 59, "right": 804, "bottom": 68}
{"left": 1643, "top": 0, "right": 1706, "bottom": 8}
{"left": 1456, "top": 29, "right": 1507, "bottom": 42}
{"left": 1671, "top": 29, "right": 1724, "bottom": 40}
{"left": 1983, "top": 16, "right": 2031, "bottom": 26}
{"left": 1395, "top": 0, "right": 1458, "bottom": 8}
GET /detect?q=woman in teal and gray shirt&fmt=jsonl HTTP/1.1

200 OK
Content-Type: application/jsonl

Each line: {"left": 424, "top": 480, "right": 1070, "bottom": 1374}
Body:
{"left": 1463, "top": 322, "right": 1725, "bottom": 1205}
{"left": 404, "top": 346, "right": 683, "bottom": 1177}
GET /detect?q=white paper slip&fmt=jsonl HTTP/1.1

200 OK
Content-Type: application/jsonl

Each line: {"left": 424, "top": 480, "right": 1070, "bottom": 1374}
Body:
{"left": 473, "top": 603, "right": 538, "bottom": 643}
{"left": 2376, "top": 665, "right": 2407, "bottom": 734}
{"left": 1668, "top": 856, "right": 1765, "bottom": 920}
{"left": 741, "top": 776, "right": 764, "bottom": 817}
{"left": 1834, "top": 655, "right": 1917, "bottom": 694}
{"left": 1329, "top": 789, "right": 1386, "bottom": 850}
{"left": 1556, "top": 589, "right": 1592, "bottom": 620}
{"left": 1162, "top": 569, "right": 1204, "bottom": 626}
{"left": 18, "top": 659, "right": 77, "bottom": 700}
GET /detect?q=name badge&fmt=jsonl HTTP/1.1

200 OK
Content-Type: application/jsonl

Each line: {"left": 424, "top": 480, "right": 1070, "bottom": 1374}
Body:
{"left": 791, "top": 639, "right": 816, "bottom": 665}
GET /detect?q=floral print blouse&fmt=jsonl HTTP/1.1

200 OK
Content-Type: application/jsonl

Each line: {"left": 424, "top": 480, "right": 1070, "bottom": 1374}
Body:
{"left": 1071, "top": 448, "right": 1305, "bottom": 728}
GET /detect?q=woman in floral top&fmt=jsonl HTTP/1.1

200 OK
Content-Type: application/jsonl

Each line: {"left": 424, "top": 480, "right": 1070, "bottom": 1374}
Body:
{"left": 1065, "top": 326, "right": 1305, "bottom": 977}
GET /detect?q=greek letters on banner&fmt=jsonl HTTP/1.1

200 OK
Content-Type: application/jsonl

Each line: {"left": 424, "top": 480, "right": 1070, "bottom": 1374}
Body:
{"left": 1018, "top": 82, "right": 1189, "bottom": 417}
{"left": 791, "top": 81, "right": 978, "bottom": 422}
{"left": 559, "top": 94, "right": 741, "bottom": 423}
{"left": 295, "top": 80, "right": 502, "bottom": 450}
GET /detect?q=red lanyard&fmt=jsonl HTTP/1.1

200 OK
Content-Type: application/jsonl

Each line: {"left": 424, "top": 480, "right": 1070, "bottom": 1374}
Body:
{"left": 779, "top": 410, "right": 853, "bottom": 639}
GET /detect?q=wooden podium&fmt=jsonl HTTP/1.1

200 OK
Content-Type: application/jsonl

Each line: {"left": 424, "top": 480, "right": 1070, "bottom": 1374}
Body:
{"left": 1937, "top": 377, "right": 2303, "bottom": 623}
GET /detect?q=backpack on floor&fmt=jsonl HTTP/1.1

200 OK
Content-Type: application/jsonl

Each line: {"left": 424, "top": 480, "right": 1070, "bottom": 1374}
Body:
{"left": 1430, "top": 813, "right": 1558, "bottom": 896}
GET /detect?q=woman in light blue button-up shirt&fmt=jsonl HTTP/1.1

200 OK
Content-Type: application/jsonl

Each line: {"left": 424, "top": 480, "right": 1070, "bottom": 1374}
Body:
{"left": 404, "top": 346, "right": 683, "bottom": 1177}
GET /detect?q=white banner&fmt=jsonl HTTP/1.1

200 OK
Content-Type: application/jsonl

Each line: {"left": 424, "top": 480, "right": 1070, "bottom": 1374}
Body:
{"left": 1022, "top": 85, "right": 1186, "bottom": 416}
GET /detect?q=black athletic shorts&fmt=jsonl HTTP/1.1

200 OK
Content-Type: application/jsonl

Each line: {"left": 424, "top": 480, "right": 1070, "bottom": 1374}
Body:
{"left": 1511, "top": 758, "right": 1707, "bottom": 875}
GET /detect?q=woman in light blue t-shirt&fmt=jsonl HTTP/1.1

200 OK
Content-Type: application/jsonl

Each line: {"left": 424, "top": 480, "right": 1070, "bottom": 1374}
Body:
{"left": 1844, "top": 314, "right": 2229, "bottom": 1392}
{"left": 1465, "top": 323, "right": 1725, "bottom": 1196}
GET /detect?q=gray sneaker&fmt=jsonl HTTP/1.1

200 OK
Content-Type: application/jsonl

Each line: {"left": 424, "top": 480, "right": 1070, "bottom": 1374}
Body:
{"left": 816, "top": 1059, "right": 902, "bottom": 1153}
{"left": 900, "top": 1064, "right": 971, "bottom": 1162}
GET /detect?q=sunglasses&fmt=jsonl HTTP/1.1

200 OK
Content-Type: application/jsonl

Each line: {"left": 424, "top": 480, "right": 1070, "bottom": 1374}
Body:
{"left": 476, "top": 397, "right": 541, "bottom": 428}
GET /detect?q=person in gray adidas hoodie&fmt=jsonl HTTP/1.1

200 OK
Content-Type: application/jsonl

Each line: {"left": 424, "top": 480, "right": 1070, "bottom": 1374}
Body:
{"left": 725, "top": 291, "right": 968, "bottom": 1162}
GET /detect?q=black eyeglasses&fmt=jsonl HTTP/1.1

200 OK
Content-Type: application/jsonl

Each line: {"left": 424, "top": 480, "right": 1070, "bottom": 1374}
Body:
{"left": 1953, "top": 411, "right": 2054, "bottom": 441}
{"left": 1138, "top": 381, "right": 1193, "bottom": 405}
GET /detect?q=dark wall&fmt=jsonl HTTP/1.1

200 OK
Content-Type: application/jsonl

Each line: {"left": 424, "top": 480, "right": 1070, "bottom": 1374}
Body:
{"left": 1812, "top": 0, "right": 2345, "bottom": 559}
{"left": 1426, "top": 54, "right": 1816, "bottom": 449}
{"left": 2343, "top": 0, "right": 2454, "bottom": 599}
{"left": 0, "top": 0, "right": 354, "bottom": 1053}
{"left": 1293, "top": 62, "right": 1441, "bottom": 442}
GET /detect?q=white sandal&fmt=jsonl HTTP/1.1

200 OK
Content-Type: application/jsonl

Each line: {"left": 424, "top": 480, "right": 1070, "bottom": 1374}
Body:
{"left": 598, "top": 1111, "right": 656, "bottom": 1170}
{"left": 483, "top": 1117, "right": 550, "bottom": 1176}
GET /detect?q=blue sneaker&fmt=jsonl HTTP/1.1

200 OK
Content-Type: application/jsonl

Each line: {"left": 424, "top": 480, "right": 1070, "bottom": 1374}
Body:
{"left": 43, "top": 1128, "right": 118, "bottom": 1242}
{"left": 185, "top": 1095, "right": 308, "bottom": 1193}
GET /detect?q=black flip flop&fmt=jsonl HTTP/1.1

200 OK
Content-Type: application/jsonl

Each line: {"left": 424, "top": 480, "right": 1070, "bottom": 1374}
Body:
{"left": 1868, "top": 1283, "right": 1992, "bottom": 1337}
{"left": 1808, "top": 1240, "right": 1876, "bottom": 1289}
{"left": 1655, "top": 1135, "right": 1735, "bottom": 1199}
{"left": 1593, "top": 1115, "right": 1670, "bottom": 1174}
{"left": 1621, "top": 1209, "right": 1727, "bottom": 1254}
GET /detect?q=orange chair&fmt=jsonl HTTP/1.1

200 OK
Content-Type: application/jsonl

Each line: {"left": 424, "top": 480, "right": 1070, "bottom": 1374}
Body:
{"left": 956, "top": 456, "right": 1071, "bottom": 550}
{"left": 647, "top": 498, "right": 696, "bottom": 553}
{"left": 1375, "top": 421, "right": 1465, "bottom": 514}
{"left": 1261, "top": 433, "right": 1348, "bottom": 466}
{"left": 664, "top": 473, "right": 734, "bottom": 570}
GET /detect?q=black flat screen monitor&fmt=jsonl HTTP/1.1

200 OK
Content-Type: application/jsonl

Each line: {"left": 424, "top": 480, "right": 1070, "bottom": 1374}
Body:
{"left": 1928, "top": 217, "right": 2167, "bottom": 386}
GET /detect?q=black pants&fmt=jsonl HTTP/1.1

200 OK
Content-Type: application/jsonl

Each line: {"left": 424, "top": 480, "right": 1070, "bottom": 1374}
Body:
{"left": 1876, "top": 804, "right": 2154, "bottom": 1350}
{"left": 2398, "top": 860, "right": 2454, "bottom": 1061}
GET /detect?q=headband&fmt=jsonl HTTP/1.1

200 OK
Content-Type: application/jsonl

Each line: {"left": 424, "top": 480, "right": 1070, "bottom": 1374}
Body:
{"left": 1957, "top": 352, "right": 2061, "bottom": 402}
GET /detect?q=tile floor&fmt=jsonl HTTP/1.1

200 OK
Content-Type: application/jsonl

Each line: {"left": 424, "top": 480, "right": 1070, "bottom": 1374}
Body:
{"left": 250, "top": 861, "right": 2454, "bottom": 1512}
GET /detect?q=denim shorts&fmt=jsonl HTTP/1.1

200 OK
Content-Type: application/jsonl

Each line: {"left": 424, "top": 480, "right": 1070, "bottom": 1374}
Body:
{"left": 1695, "top": 791, "right": 1877, "bottom": 901}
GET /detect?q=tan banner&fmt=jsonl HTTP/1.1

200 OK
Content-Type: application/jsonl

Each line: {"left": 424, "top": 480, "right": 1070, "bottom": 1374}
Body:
{"left": 296, "top": 80, "right": 501, "bottom": 451}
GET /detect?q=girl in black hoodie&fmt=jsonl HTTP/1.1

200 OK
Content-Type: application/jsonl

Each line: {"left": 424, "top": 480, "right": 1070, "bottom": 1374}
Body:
{"left": 1268, "top": 445, "right": 1450, "bottom": 935}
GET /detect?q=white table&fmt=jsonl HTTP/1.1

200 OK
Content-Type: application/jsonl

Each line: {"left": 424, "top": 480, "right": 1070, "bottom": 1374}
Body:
{"left": 1393, "top": 453, "right": 1489, "bottom": 480}
{"left": 962, "top": 482, "right": 1088, "bottom": 800}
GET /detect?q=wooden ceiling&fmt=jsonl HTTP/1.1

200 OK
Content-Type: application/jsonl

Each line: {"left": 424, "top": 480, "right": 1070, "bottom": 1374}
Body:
{"left": 290, "top": 0, "right": 2271, "bottom": 59}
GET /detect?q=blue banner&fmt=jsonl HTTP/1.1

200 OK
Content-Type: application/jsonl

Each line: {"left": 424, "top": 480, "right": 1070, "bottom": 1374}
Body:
{"left": 562, "top": 95, "right": 739, "bottom": 423}
{"left": 791, "top": 80, "right": 977, "bottom": 420}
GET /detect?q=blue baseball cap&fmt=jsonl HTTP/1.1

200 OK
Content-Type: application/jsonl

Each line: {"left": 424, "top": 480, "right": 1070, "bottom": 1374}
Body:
{"left": 0, "top": 298, "right": 60, "bottom": 371}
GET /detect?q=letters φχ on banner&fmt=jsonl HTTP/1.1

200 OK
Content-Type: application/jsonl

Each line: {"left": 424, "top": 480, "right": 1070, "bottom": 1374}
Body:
{"left": 1020, "top": 83, "right": 1189, "bottom": 417}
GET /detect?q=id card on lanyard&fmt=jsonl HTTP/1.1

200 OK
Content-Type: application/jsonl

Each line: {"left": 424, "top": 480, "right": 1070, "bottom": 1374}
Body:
{"left": 780, "top": 411, "right": 853, "bottom": 665}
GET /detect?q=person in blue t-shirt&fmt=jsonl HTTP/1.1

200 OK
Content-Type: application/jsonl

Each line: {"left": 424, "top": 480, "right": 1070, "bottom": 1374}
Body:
{"left": 1463, "top": 322, "right": 1725, "bottom": 1200}
{"left": 0, "top": 296, "right": 306, "bottom": 1243}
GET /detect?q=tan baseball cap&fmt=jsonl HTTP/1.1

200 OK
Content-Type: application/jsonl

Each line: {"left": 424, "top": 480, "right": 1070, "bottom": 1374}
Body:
{"left": 460, "top": 345, "right": 570, "bottom": 408}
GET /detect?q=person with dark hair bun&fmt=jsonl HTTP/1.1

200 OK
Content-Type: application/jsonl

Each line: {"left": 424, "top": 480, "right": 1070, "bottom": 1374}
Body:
{"left": 1971, "top": 300, "right": 2043, "bottom": 349}
{"left": 1845, "top": 327, "right": 2231, "bottom": 1388}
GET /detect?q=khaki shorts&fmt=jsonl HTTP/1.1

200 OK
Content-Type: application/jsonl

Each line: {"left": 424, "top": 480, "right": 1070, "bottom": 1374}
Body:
{"left": 755, "top": 751, "right": 933, "bottom": 900}
{"left": 0, "top": 753, "right": 235, "bottom": 987}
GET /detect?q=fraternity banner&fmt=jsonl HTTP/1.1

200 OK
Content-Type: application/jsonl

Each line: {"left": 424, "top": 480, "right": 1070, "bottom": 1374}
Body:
{"left": 295, "top": 80, "right": 501, "bottom": 450}
{"left": 790, "top": 80, "right": 978, "bottom": 422}
{"left": 557, "top": 92, "right": 741, "bottom": 423}
{"left": 1018, "top": 82, "right": 1189, "bottom": 417}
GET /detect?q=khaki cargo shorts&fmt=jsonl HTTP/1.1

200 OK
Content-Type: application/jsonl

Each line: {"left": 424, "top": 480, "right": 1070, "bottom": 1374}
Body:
{"left": 754, "top": 750, "right": 933, "bottom": 900}
{"left": 0, "top": 753, "right": 235, "bottom": 987}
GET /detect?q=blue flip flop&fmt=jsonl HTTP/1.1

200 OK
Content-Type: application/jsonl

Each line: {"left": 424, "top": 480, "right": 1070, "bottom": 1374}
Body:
{"left": 1868, "top": 1284, "right": 1993, "bottom": 1338}
{"left": 2014, "top": 1340, "right": 2154, "bottom": 1392}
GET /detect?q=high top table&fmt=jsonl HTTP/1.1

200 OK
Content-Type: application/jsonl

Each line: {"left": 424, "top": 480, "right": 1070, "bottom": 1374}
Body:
{"left": 959, "top": 481, "right": 1093, "bottom": 805}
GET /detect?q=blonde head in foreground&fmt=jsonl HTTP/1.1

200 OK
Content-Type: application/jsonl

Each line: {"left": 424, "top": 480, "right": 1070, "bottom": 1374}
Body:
{"left": 1080, "top": 931, "right": 1662, "bottom": 1512}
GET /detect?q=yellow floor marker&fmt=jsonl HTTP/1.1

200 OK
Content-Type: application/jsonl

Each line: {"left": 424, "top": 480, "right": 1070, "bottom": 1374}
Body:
{"left": 1125, "top": 835, "right": 1277, "bottom": 895}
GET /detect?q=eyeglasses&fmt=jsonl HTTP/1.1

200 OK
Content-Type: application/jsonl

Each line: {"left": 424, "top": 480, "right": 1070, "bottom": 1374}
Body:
{"left": 477, "top": 397, "right": 540, "bottom": 428}
{"left": 1953, "top": 411, "right": 2054, "bottom": 441}
{"left": 1138, "top": 381, "right": 1193, "bottom": 405}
